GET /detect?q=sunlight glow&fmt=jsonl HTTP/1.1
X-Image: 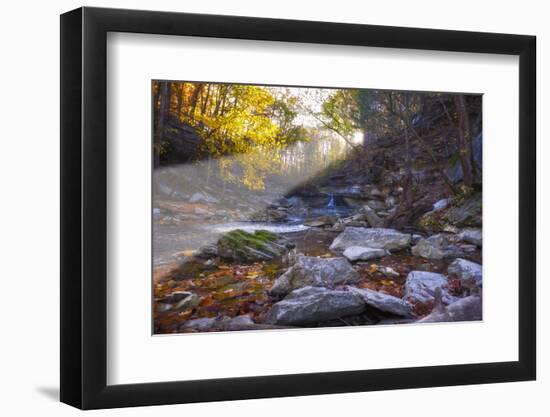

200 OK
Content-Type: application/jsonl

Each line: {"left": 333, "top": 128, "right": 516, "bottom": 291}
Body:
{"left": 352, "top": 131, "right": 364, "bottom": 144}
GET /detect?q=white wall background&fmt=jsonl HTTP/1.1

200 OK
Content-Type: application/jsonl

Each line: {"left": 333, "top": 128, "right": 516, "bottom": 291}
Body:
{"left": 0, "top": 0, "right": 545, "bottom": 415}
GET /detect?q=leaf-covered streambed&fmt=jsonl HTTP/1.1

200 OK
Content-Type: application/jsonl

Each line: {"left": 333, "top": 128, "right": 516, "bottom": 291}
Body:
{"left": 153, "top": 228, "right": 479, "bottom": 333}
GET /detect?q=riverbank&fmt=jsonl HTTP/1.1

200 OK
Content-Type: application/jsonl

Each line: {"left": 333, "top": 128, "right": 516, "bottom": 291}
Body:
{"left": 153, "top": 191, "right": 482, "bottom": 333}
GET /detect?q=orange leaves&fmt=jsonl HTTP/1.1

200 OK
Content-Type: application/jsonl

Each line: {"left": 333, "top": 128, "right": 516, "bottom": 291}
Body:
{"left": 153, "top": 260, "right": 276, "bottom": 333}
{"left": 200, "top": 295, "right": 216, "bottom": 308}
{"left": 377, "top": 282, "right": 402, "bottom": 298}
{"left": 356, "top": 262, "right": 404, "bottom": 298}
{"left": 245, "top": 271, "right": 262, "bottom": 280}
{"left": 358, "top": 277, "right": 403, "bottom": 298}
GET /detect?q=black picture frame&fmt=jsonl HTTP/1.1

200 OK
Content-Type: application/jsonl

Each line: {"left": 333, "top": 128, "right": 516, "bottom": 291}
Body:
{"left": 60, "top": 6, "right": 536, "bottom": 410}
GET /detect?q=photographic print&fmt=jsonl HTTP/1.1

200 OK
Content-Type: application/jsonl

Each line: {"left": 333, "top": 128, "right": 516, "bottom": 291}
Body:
{"left": 152, "top": 81, "right": 482, "bottom": 334}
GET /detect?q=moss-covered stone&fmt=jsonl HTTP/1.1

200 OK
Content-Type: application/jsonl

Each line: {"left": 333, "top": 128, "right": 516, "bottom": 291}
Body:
{"left": 217, "top": 229, "right": 294, "bottom": 262}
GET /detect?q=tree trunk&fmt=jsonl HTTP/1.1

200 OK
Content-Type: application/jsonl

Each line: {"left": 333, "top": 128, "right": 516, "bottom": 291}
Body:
{"left": 189, "top": 83, "right": 204, "bottom": 116}
{"left": 214, "top": 85, "right": 227, "bottom": 116}
{"left": 176, "top": 84, "right": 183, "bottom": 120}
{"left": 219, "top": 87, "right": 229, "bottom": 115}
{"left": 201, "top": 84, "right": 212, "bottom": 115}
{"left": 153, "top": 81, "right": 171, "bottom": 168}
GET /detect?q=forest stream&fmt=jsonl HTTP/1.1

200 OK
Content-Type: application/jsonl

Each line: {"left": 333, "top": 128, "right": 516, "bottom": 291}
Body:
{"left": 152, "top": 81, "right": 483, "bottom": 334}
{"left": 153, "top": 188, "right": 482, "bottom": 333}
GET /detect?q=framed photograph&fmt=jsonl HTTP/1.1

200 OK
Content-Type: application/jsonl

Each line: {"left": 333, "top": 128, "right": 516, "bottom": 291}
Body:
{"left": 60, "top": 6, "right": 536, "bottom": 409}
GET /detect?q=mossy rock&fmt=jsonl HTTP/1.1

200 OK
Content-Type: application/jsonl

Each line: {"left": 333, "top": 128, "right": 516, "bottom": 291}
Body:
{"left": 217, "top": 229, "right": 295, "bottom": 262}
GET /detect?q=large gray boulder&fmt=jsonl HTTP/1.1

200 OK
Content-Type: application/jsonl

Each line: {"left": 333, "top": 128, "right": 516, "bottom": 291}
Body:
{"left": 347, "top": 286, "right": 413, "bottom": 317}
{"left": 459, "top": 228, "right": 482, "bottom": 247}
{"left": 264, "top": 286, "right": 365, "bottom": 325}
{"left": 418, "top": 295, "right": 482, "bottom": 323}
{"left": 411, "top": 234, "right": 469, "bottom": 260}
{"left": 329, "top": 227, "right": 411, "bottom": 252}
{"left": 404, "top": 271, "right": 457, "bottom": 305}
{"left": 447, "top": 258, "right": 482, "bottom": 291}
{"left": 269, "top": 256, "right": 360, "bottom": 296}
{"left": 343, "top": 246, "right": 387, "bottom": 262}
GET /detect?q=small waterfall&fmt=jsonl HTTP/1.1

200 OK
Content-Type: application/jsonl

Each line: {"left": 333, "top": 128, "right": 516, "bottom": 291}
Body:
{"left": 327, "top": 193, "right": 336, "bottom": 208}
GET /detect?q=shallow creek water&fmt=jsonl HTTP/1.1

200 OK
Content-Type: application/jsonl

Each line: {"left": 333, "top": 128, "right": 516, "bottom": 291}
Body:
{"left": 153, "top": 200, "right": 353, "bottom": 266}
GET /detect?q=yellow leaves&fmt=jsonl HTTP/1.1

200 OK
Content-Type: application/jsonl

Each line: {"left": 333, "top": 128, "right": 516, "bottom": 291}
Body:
{"left": 245, "top": 271, "right": 262, "bottom": 280}
{"left": 218, "top": 144, "right": 283, "bottom": 191}
{"left": 242, "top": 168, "right": 266, "bottom": 191}
{"left": 187, "top": 84, "right": 284, "bottom": 191}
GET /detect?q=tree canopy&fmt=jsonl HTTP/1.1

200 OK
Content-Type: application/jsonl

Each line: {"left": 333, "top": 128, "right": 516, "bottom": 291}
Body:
{"left": 153, "top": 81, "right": 481, "bottom": 195}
